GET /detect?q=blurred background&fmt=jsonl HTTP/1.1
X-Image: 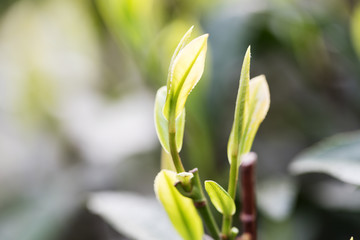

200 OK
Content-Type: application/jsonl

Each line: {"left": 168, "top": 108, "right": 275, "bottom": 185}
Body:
{"left": 0, "top": 0, "right": 360, "bottom": 239}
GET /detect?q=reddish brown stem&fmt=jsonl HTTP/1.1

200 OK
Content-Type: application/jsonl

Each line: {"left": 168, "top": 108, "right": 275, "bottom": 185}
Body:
{"left": 239, "top": 152, "right": 257, "bottom": 240}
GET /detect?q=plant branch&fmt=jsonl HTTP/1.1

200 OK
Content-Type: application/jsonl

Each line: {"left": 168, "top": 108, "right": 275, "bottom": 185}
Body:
{"left": 239, "top": 152, "right": 257, "bottom": 240}
{"left": 169, "top": 131, "right": 185, "bottom": 172}
{"left": 168, "top": 105, "right": 220, "bottom": 239}
{"left": 168, "top": 102, "right": 185, "bottom": 173}
{"left": 189, "top": 168, "right": 221, "bottom": 240}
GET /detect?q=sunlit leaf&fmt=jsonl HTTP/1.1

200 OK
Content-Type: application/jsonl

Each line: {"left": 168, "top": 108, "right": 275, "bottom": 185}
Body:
{"left": 154, "top": 86, "right": 185, "bottom": 153}
{"left": 227, "top": 46, "right": 251, "bottom": 165}
{"left": 227, "top": 48, "right": 270, "bottom": 166}
{"left": 205, "top": 180, "right": 235, "bottom": 216}
{"left": 241, "top": 75, "right": 270, "bottom": 153}
{"left": 289, "top": 131, "right": 360, "bottom": 185}
{"left": 154, "top": 170, "right": 203, "bottom": 240}
{"left": 163, "top": 34, "right": 208, "bottom": 119}
{"left": 166, "top": 26, "right": 194, "bottom": 91}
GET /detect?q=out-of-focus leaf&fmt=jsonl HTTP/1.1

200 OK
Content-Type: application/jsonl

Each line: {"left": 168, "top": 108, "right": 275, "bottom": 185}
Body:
{"left": 88, "top": 192, "right": 182, "bottom": 240}
{"left": 308, "top": 181, "right": 360, "bottom": 211}
{"left": 155, "top": 86, "right": 185, "bottom": 153}
{"left": 154, "top": 170, "right": 203, "bottom": 240}
{"left": 205, "top": 180, "right": 235, "bottom": 216}
{"left": 241, "top": 75, "right": 270, "bottom": 153}
{"left": 257, "top": 176, "right": 298, "bottom": 221}
{"left": 351, "top": 3, "right": 360, "bottom": 59}
{"left": 289, "top": 131, "right": 360, "bottom": 185}
{"left": 228, "top": 46, "right": 251, "bottom": 166}
{"left": 96, "top": 0, "right": 158, "bottom": 53}
{"left": 0, "top": 168, "right": 83, "bottom": 240}
{"left": 163, "top": 34, "right": 208, "bottom": 119}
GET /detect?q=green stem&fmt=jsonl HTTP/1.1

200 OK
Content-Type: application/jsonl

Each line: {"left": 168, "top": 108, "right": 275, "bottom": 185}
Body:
{"left": 222, "top": 155, "right": 239, "bottom": 238}
{"left": 227, "top": 156, "right": 239, "bottom": 199}
{"left": 190, "top": 169, "right": 221, "bottom": 240}
{"left": 221, "top": 215, "right": 232, "bottom": 239}
{"left": 169, "top": 132, "right": 185, "bottom": 172}
{"left": 168, "top": 102, "right": 220, "bottom": 239}
{"left": 168, "top": 102, "right": 185, "bottom": 173}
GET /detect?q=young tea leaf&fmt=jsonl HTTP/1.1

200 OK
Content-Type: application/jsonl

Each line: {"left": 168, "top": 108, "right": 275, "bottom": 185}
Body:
{"left": 241, "top": 75, "right": 270, "bottom": 153}
{"left": 155, "top": 86, "right": 185, "bottom": 153}
{"left": 163, "top": 34, "right": 208, "bottom": 119}
{"left": 227, "top": 49, "right": 270, "bottom": 167}
{"left": 166, "top": 26, "right": 194, "bottom": 91}
{"left": 154, "top": 170, "right": 204, "bottom": 240}
{"left": 228, "top": 46, "right": 251, "bottom": 166}
{"left": 204, "top": 180, "right": 235, "bottom": 216}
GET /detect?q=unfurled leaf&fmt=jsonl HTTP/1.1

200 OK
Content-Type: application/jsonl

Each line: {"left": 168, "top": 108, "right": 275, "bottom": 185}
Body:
{"left": 227, "top": 48, "right": 270, "bottom": 166}
{"left": 289, "top": 131, "right": 360, "bottom": 186}
{"left": 204, "top": 180, "right": 235, "bottom": 216}
{"left": 154, "top": 170, "right": 203, "bottom": 240}
{"left": 241, "top": 75, "right": 270, "bottom": 153}
{"left": 155, "top": 86, "right": 185, "bottom": 153}
{"left": 166, "top": 26, "right": 194, "bottom": 90}
{"left": 163, "top": 33, "right": 208, "bottom": 119}
{"left": 227, "top": 46, "right": 251, "bottom": 165}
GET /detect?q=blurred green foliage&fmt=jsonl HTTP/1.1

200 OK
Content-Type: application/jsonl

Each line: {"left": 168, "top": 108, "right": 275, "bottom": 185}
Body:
{"left": 0, "top": 0, "right": 360, "bottom": 239}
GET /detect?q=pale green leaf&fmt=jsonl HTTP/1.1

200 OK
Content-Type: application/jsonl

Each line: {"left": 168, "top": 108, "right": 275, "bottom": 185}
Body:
{"left": 166, "top": 26, "right": 194, "bottom": 92}
{"left": 163, "top": 34, "right": 208, "bottom": 119}
{"left": 154, "top": 170, "right": 204, "bottom": 240}
{"left": 154, "top": 86, "right": 185, "bottom": 153}
{"left": 204, "top": 180, "right": 235, "bottom": 216}
{"left": 241, "top": 75, "right": 270, "bottom": 153}
{"left": 289, "top": 131, "right": 360, "bottom": 185}
{"left": 227, "top": 46, "right": 251, "bottom": 165}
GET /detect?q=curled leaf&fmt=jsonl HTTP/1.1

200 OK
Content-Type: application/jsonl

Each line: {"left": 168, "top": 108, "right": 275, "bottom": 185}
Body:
{"left": 227, "top": 46, "right": 251, "bottom": 166}
{"left": 154, "top": 86, "right": 185, "bottom": 153}
{"left": 227, "top": 48, "right": 270, "bottom": 166}
{"left": 163, "top": 32, "right": 208, "bottom": 119}
{"left": 241, "top": 75, "right": 270, "bottom": 153}
{"left": 205, "top": 180, "right": 235, "bottom": 216}
{"left": 154, "top": 170, "right": 203, "bottom": 240}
